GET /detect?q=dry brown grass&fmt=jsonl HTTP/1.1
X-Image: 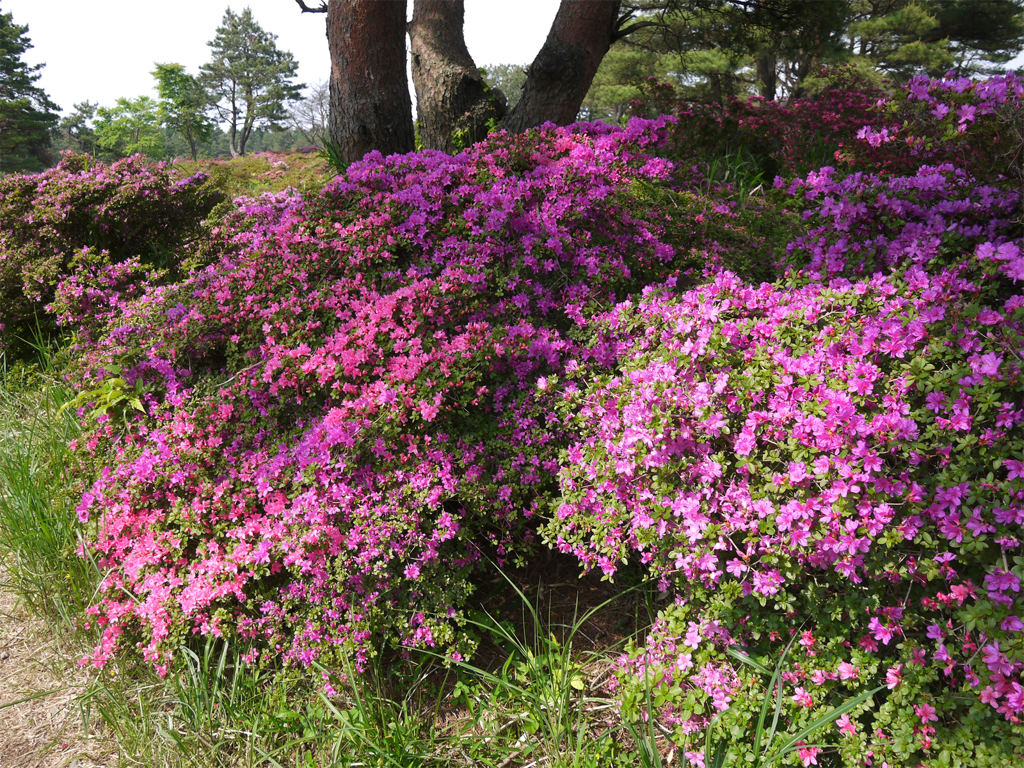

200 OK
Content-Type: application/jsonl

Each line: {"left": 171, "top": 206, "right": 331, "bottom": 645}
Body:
{"left": 0, "top": 565, "right": 115, "bottom": 768}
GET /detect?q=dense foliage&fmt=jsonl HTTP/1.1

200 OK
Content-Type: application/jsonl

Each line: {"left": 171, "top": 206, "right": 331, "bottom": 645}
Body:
{"left": 632, "top": 67, "right": 1024, "bottom": 183}
{"left": 10, "top": 71, "right": 1021, "bottom": 766}
{"left": 582, "top": 0, "right": 1024, "bottom": 115}
{"left": 0, "top": 152, "right": 222, "bottom": 355}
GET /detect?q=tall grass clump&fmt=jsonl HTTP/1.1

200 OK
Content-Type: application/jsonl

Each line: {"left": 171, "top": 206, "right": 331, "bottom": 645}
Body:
{"left": 0, "top": 346, "right": 96, "bottom": 624}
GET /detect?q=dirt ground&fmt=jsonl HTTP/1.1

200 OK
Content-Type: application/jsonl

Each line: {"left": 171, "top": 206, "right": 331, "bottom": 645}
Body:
{"left": 0, "top": 566, "right": 115, "bottom": 768}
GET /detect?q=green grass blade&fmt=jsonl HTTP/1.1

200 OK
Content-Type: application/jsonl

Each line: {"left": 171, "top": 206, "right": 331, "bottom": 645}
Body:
{"left": 771, "top": 684, "right": 885, "bottom": 761}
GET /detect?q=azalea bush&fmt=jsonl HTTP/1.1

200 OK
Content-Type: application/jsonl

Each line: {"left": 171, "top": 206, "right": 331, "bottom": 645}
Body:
{"left": 854, "top": 72, "right": 1024, "bottom": 182}
{"left": 637, "top": 68, "right": 1024, "bottom": 188}
{"left": 544, "top": 160, "right": 1023, "bottom": 764}
{"left": 47, "top": 72, "right": 1024, "bottom": 767}
{"left": 630, "top": 66, "right": 896, "bottom": 180}
{"left": 58, "top": 117, "right": 723, "bottom": 674}
{"left": 0, "top": 151, "right": 222, "bottom": 355}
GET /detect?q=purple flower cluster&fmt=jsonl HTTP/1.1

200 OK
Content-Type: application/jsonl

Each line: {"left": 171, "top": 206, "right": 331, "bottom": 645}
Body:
{"left": 546, "top": 153, "right": 1023, "bottom": 760}
{"left": 48, "top": 73, "right": 1024, "bottom": 765}
{"left": 60, "top": 118, "right": 682, "bottom": 671}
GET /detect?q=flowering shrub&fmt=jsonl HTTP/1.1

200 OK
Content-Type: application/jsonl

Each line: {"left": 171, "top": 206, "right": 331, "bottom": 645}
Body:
{"left": 635, "top": 67, "right": 1024, "bottom": 187}
{"left": 544, "top": 159, "right": 1023, "bottom": 762}
{"left": 854, "top": 72, "right": 1024, "bottom": 182}
{"left": 780, "top": 162, "right": 1019, "bottom": 279}
{"left": 55, "top": 74, "right": 1024, "bottom": 765}
{"left": 630, "top": 66, "right": 896, "bottom": 179}
{"left": 0, "top": 152, "right": 222, "bottom": 355}
{"left": 61, "top": 118, "right": 707, "bottom": 673}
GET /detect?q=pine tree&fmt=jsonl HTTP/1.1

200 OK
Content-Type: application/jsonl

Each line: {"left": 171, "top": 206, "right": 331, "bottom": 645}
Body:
{"left": 0, "top": 6, "right": 59, "bottom": 173}
{"left": 200, "top": 7, "right": 303, "bottom": 157}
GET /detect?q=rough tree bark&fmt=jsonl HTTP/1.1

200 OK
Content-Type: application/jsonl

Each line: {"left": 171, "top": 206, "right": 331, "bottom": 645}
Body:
{"left": 300, "top": 0, "right": 624, "bottom": 161}
{"left": 755, "top": 53, "right": 777, "bottom": 101}
{"left": 408, "top": 0, "right": 507, "bottom": 153}
{"left": 503, "top": 0, "right": 622, "bottom": 133}
{"left": 324, "top": 0, "right": 415, "bottom": 162}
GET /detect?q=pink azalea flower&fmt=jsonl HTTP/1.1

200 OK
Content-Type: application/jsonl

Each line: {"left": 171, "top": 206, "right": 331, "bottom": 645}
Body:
{"left": 836, "top": 713, "right": 858, "bottom": 735}
{"left": 837, "top": 662, "right": 859, "bottom": 680}
{"left": 792, "top": 687, "right": 814, "bottom": 707}
{"left": 980, "top": 686, "right": 1000, "bottom": 705}
{"left": 798, "top": 745, "right": 820, "bottom": 766}
{"left": 885, "top": 663, "right": 903, "bottom": 689}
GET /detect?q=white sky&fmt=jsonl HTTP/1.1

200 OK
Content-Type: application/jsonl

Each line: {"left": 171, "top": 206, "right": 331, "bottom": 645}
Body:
{"left": 3, "top": 0, "right": 560, "bottom": 116}
{"left": 4, "top": 0, "right": 1023, "bottom": 118}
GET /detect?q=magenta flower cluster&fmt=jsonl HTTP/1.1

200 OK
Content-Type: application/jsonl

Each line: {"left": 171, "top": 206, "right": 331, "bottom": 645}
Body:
{"left": 59, "top": 118, "right": 681, "bottom": 672}
{"left": 48, "top": 72, "right": 1023, "bottom": 766}
{"left": 547, "top": 154, "right": 1023, "bottom": 762}
{"left": 855, "top": 71, "right": 1024, "bottom": 179}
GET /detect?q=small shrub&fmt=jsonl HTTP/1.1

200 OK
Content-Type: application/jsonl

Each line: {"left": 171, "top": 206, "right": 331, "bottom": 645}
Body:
{"left": 630, "top": 66, "right": 895, "bottom": 180}
{"left": 0, "top": 152, "right": 222, "bottom": 357}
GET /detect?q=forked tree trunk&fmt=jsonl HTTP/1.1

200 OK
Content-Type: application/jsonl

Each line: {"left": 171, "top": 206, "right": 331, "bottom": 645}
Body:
{"left": 503, "top": 0, "right": 621, "bottom": 133}
{"left": 409, "top": 0, "right": 507, "bottom": 153}
{"left": 326, "top": 0, "right": 416, "bottom": 163}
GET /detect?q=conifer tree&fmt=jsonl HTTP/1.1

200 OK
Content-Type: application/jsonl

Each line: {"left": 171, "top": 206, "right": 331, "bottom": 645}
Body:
{"left": 200, "top": 7, "right": 303, "bottom": 157}
{"left": 0, "top": 6, "right": 59, "bottom": 172}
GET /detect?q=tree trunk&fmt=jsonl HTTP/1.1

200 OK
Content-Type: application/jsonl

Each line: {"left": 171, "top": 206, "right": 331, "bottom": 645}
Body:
{"left": 409, "top": 0, "right": 506, "bottom": 153}
{"left": 503, "top": 0, "right": 621, "bottom": 133}
{"left": 228, "top": 94, "right": 241, "bottom": 157}
{"left": 788, "top": 51, "right": 818, "bottom": 101}
{"left": 755, "top": 53, "right": 777, "bottom": 101}
{"left": 326, "top": 0, "right": 415, "bottom": 163}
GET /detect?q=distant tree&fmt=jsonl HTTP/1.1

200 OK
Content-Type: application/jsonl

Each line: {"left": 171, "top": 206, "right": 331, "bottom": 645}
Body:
{"left": 200, "top": 7, "right": 304, "bottom": 157}
{"left": 290, "top": 80, "right": 329, "bottom": 147}
{"left": 479, "top": 64, "right": 528, "bottom": 110}
{"left": 578, "top": 43, "right": 668, "bottom": 122}
{"left": 152, "top": 63, "right": 215, "bottom": 161}
{"left": 599, "top": 0, "right": 851, "bottom": 103}
{"left": 94, "top": 96, "right": 166, "bottom": 160}
{"left": 916, "top": 0, "right": 1024, "bottom": 76}
{"left": 582, "top": 0, "right": 1023, "bottom": 106}
{"left": 58, "top": 101, "right": 98, "bottom": 155}
{"left": 0, "top": 7, "right": 59, "bottom": 172}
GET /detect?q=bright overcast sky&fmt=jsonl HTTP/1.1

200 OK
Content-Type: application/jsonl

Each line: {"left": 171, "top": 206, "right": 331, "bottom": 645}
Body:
{"left": 3, "top": 0, "right": 559, "bottom": 115}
